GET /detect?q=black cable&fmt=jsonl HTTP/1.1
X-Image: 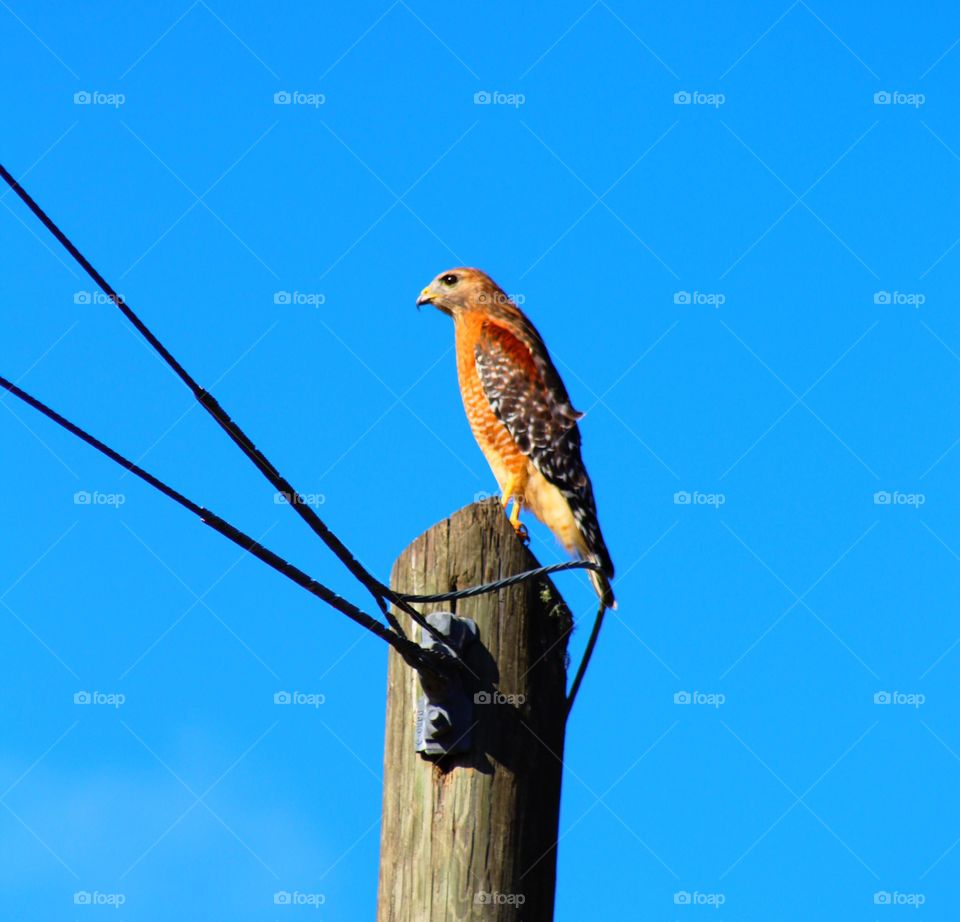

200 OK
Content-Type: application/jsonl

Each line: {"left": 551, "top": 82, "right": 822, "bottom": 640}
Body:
{"left": 0, "top": 373, "right": 436, "bottom": 674}
{"left": 565, "top": 600, "right": 606, "bottom": 717}
{"left": 397, "top": 557, "right": 610, "bottom": 718}
{"left": 2, "top": 369, "right": 604, "bottom": 703}
{"left": 0, "top": 162, "right": 444, "bottom": 646}
{"left": 395, "top": 560, "right": 603, "bottom": 603}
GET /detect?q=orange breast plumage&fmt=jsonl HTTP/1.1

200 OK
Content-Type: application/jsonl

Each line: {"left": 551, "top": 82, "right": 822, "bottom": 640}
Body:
{"left": 454, "top": 312, "right": 530, "bottom": 494}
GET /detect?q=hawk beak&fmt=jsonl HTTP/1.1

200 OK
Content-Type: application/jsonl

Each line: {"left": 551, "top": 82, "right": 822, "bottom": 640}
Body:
{"left": 416, "top": 286, "right": 435, "bottom": 308}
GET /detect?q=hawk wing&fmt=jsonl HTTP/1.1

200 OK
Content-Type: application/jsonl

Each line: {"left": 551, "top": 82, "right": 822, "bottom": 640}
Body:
{"left": 474, "top": 320, "right": 614, "bottom": 578}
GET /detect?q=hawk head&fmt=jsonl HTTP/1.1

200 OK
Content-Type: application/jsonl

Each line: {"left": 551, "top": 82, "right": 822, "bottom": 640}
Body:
{"left": 416, "top": 267, "right": 516, "bottom": 317}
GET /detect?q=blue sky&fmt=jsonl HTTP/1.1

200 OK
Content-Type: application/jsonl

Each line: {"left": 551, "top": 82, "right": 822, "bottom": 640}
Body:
{"left": 2, "top": 0, "right": 960, "bottom": 918}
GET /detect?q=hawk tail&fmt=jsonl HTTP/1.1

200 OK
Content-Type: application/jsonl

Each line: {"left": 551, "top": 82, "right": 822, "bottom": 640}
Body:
{"left": 586, "top": 559, "right": 616, "bottom": 610}
{"left": 567, "top": 492, "right": 616, "bottom": 610}
{"left": 589, "top": 560, "right": 617, "bottom": 608}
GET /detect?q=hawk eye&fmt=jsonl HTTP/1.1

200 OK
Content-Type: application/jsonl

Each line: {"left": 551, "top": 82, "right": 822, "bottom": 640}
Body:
{"left": 441, "top": 273, "right": 458, "bottom": 286}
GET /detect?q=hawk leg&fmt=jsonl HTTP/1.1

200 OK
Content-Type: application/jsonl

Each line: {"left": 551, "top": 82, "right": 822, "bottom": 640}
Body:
{"left": 500, "top": 473, "right": 516, "bottom": 511}
{"left": 501, "top": 474, "right": 527, "bottom": 538}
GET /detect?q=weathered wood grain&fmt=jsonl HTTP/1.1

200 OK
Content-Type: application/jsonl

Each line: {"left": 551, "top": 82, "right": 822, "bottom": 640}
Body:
{"left": 377, "top": 499, "right": 572, "bottom": 922}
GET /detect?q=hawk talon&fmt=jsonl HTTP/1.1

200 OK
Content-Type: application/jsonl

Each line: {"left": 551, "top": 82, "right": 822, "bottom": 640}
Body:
{"left": 514, "top": 523, "right": 529, "bottom": 543}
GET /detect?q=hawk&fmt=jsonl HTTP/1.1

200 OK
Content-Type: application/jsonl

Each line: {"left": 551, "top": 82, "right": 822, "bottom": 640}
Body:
{"left": 417, "top": 267, "right": 615, "bottom": 608}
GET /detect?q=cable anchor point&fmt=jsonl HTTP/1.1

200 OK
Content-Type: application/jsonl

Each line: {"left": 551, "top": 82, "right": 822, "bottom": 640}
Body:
{"left": 414, "top": 612, "right": 477, "bottom": 758}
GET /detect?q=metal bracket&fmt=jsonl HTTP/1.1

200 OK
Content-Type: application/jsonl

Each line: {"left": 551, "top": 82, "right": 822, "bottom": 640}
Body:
{"left": 415, "top": 611, "right": 478, "bottom": 758}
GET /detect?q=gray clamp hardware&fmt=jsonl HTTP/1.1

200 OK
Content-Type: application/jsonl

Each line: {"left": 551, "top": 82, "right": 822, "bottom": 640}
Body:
{"left": 415, "top": 611, "right": 477, "bottom": 758}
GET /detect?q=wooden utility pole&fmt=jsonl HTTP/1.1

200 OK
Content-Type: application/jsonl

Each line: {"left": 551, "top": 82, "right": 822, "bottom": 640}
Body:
{"left": 377, "top": 499, "right": 573, "bottom": 922}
